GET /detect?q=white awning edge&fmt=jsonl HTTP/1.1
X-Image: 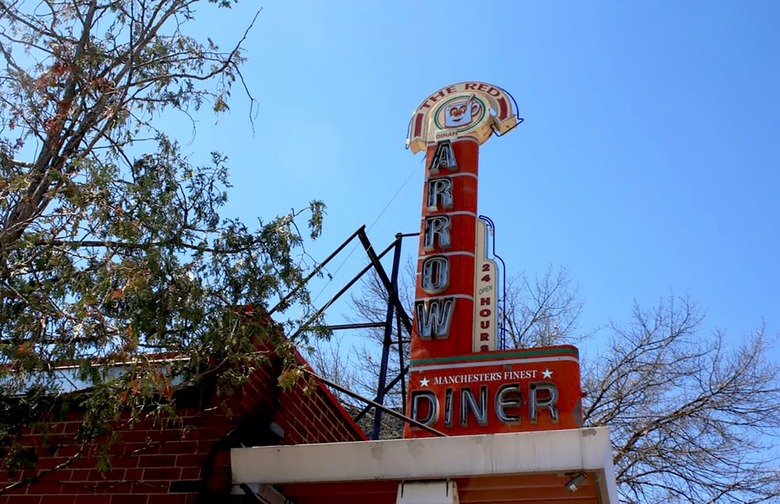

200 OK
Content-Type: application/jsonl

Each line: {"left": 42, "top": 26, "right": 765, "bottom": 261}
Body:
{"left": 231, "top": 427, "right": 619, "bottom": 503}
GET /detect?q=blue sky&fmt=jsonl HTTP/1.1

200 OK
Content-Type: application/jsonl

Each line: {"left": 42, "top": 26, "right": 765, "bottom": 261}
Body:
{"left": 184, "top": 1, "right": 780, "bottom": 358}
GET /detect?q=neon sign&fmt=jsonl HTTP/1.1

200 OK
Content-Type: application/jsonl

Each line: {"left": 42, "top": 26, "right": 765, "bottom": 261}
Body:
{"left": 404, "top": 82, "right": 582, "bottom": 438}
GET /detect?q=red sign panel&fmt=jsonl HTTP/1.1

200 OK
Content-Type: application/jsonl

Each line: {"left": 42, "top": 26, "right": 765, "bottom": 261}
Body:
{"left": 404, "top": 346, "right": 582, "bottom": 438}
{"left": 411, "top": 139, "right": 480, "bottom": 362}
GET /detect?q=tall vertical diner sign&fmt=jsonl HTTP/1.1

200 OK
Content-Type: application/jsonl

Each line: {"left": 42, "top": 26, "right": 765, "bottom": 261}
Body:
{"left": 404, "top": 82, "right": 583, "bottom": 438}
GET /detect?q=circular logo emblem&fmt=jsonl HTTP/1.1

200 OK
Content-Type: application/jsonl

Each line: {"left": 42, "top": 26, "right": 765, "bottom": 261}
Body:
{"left": 433, "top": 95, "right": 488, "bottom": 133}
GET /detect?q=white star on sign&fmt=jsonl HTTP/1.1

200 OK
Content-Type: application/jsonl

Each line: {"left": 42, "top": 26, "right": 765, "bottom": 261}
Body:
{"left": 420, "top": 377, "right": 430, "bottom": 387}
{"left": 542, "top": 369, "right": 553, "bottom": 379}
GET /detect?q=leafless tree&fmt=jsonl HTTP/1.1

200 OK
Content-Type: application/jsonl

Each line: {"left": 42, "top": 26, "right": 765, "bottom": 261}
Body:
{"left": 583, "top": 297, "right": 780, "bottom": 503}
{"left": 503, "top": 265, "right": 584, "bottom": 348}
{"left": 311, "top": 259, "right": 416, "bottom": 409}
{"left": 307, "top": 333, "right": 363, "bottom": 407}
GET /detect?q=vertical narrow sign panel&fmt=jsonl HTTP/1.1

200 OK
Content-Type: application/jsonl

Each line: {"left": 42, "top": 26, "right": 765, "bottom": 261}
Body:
{"left": 473, "top": 219, "right": 498, "bottom": 353}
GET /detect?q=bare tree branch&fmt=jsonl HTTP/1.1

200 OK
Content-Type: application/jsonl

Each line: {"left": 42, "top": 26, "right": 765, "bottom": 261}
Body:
{"left": 583, "top": 297, "right": 780, "bottom": 503}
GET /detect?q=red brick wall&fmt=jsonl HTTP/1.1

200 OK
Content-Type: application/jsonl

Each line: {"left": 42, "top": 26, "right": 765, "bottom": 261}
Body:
{"left": 0, "top": 355, "right": 365, "bottom": 503}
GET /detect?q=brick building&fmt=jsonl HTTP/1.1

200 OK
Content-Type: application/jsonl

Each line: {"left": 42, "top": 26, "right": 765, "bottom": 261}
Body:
{"left": 0, "top": 350, "right": 366, "bottom": 504}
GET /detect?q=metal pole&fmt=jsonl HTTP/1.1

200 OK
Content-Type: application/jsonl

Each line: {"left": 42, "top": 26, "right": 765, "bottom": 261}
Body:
{"left": 269, "top": 226, "right": 364, "bottom": 316}
{"left": 357, "top": 228, "right": 412, "bottom": 333}
{"left": 396, "top": 297, "right": 407, "bottom": 415}
{"left": 354, "top": 366, "right": 408, "bottom": 422}
{"left": 305, "top": 369, "right": 446, "bottom": 438}
{"left": 371, "top": 234, "right": 403, "bottom": 439}
{"left": 287, "top": 236, "right": 398, "bottom": 342}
